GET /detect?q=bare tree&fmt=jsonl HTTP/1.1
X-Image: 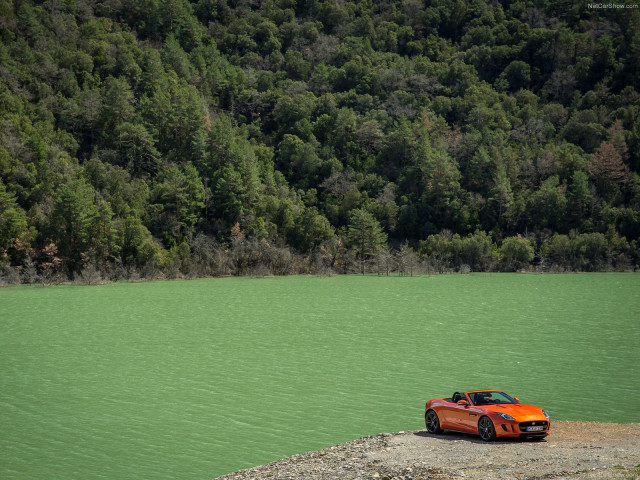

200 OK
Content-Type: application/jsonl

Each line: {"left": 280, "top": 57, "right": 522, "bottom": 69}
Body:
{"left": 318, "top": 237, "right": 347, "bottom": 273}
{"left": 375, "top": 248, "right": 395, "bottom": 276}
{"left": 190, "top": 233, "right": 225, "bottom": 276}
{"left": 75, "top": 264, "right": 103, "bottom": 285}
{"left": 396, "top": 243, "right": 418, "bottom": 276}
{"left": 0, "top": 266, "right": 21, "bottom": 285}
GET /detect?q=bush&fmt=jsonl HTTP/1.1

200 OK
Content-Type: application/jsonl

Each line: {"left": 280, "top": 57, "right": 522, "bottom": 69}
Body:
{"left": 500, "top": 236, "right": 535, "bottom": 271}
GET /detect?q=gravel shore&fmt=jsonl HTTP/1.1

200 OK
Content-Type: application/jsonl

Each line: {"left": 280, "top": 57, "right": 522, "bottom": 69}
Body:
{"left": 215, "top": 422, "right": 640, "bottom": 480}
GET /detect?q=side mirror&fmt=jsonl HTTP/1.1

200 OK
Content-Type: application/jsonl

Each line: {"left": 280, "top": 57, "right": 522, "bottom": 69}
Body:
{"left": 457, "top": 399, "right": 469, "bottom": 406}
{"left": 514, "top": 397, "right": 520, "bottom": 403}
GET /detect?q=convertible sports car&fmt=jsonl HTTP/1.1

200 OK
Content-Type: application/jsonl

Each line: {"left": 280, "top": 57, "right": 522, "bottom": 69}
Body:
{"left": 424, "top": 390, "right": 550, "bottom": 441}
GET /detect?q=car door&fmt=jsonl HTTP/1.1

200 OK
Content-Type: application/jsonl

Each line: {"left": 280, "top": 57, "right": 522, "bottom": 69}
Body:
{"left": 446, "top": 394, "right": 477, "bottom": 433}
{"left": 458, "top": 404, "right": 483, "bottom": 432}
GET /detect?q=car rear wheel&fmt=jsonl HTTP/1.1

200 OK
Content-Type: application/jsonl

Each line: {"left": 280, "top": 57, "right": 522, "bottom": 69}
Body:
{"left": 478, "top": 416, "right": 496, "bottom": 441}
{"left": 425, "top": 410, "right": 442, "bottom": 434}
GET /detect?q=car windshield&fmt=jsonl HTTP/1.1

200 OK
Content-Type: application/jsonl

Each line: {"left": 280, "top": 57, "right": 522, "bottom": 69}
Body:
{"left": 468, "top": 391, "right": 517, "bottom": 405}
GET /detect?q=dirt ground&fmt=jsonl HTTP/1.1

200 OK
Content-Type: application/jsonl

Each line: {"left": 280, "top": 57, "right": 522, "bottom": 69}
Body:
{"left": 215, "top": 421, "right": 640, "bottom": 480}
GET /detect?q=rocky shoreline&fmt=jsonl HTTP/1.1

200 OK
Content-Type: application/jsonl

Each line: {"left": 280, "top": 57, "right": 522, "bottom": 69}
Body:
{"left": 214, "top": 422, "right": 640, "bottom": 480}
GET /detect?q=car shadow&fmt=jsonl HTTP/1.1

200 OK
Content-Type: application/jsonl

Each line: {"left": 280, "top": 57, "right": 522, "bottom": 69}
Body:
{"left": 414, "top": 430, "right": 547, "bottom": 444}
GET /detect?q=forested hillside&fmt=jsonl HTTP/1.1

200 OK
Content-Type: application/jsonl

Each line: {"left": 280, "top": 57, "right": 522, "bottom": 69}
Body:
{"left": 1, "top": 0, "right": 639, "bottom": 282}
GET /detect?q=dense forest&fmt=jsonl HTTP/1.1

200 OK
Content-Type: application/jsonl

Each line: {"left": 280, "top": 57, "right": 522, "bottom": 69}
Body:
{"left": 1, "top": 0, "right": 639, "bottom": 283}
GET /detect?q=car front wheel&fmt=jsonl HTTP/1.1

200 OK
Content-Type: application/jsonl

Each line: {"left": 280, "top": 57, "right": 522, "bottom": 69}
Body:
{"left": 425, "top": 409, "right": 442, "bottom": 434}
{"left": 478, "top": 416, "right": 496, "bottom": 441}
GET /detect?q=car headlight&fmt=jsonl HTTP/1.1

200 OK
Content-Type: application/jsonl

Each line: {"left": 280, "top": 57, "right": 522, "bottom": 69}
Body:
{"left": 495, "top": 412, "right": 516, "bottom": 421}
{"left": 543, "top": 410, "right": 550, "bottom": 420}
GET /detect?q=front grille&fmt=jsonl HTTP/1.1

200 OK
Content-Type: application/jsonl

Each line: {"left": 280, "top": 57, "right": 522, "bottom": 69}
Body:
{"left": 519, "top": 421, "right": 549, "bottom": 432}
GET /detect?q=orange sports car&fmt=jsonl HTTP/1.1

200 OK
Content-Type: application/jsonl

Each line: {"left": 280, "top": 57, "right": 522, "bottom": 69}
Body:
{"left": 424, "top": 390, "right": 550, "bottom": 441}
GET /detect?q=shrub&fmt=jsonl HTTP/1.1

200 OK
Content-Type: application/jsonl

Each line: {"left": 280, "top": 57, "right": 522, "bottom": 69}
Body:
{"left": 500, "top": 236, "right": 535, "bottom": 271}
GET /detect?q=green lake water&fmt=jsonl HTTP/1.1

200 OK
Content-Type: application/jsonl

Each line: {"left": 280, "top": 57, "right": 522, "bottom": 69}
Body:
{"left": 1, "top": 273, "right": 639, "bottom": 479}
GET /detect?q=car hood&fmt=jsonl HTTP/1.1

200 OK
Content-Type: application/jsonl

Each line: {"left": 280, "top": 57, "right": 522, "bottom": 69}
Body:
{"left": 485, "top": 403, "right": 546, "bottom": 421}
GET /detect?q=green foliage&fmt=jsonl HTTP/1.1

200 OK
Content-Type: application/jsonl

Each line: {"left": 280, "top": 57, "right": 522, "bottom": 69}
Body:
{"left": 500, "top": 236, "right": 535, "bottom": 271}
{"left": 50, "top": 178, "right": 104, "bottom": 274}
{"left": 418, "top": 230, "right": 497, "bottom": 272}
{"left": 150, "top": 163, "right": 205, "bottom": 242}
{"left": 0, "top": 179, "right": 29, "bottom": 263}
{"left": 0, "top": 0, "right": 639, "bottom": 279}
{"left": 346, "top": 208, "right": 387, "bottom": 271}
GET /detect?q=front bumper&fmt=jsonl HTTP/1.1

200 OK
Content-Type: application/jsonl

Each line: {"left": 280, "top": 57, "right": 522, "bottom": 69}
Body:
{"left": 495, "top": 420, "right": 550, "bottom": 438}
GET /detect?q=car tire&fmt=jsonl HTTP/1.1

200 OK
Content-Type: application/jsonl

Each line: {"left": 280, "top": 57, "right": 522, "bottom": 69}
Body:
{"left": 425, "top": 409, "right": 442, "bottom": 434}
{"left": 478, "top": 416, "right": 496, "bottom": 441}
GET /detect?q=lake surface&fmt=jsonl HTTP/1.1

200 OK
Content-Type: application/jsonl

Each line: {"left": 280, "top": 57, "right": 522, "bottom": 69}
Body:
{"left": 1, "top": 274, "right": 639, "bottom": 479}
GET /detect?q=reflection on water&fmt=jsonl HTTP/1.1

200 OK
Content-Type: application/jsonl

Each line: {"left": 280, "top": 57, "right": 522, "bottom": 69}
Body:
{"left": 1, "top": 274, "right": 639, "bottom": 479}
